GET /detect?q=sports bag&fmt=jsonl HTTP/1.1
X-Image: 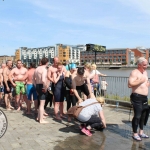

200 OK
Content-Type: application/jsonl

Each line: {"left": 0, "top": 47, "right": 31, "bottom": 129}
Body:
{"left": 67, "top": 102, "right": 99, "bottom": 118}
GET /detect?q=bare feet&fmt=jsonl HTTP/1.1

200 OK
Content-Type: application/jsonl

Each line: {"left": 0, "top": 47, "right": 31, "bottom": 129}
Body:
{"left": 10, "top": 106, "right": 14, "bottom": 109}
{"left": 63, "top": 112, "right": 67, "bottom": 115}
{"left": 43, "top": 116, "right": 47, "bottom": 119}
{"left": 36, "top": 116, "right": 47, "bottom": 121}
{"left": 39, "top": 120, "right": 49, "bottom": 124}
{"left": 21, "top": 106, "right": 26, "bottom": 110}
{"left": 16, "top": 107, "right": 21, "bottom": 111}
{"left": 60, "top": 115, "right": 67, "bottom": 119}
{"left": 68, "top": 117, "right": 71, "bottom": 122}
{"left": 44, "top": 112, "right": 48, "bottom": 116}
{"left": 54, "top": 116, "right": 62, "bottom": 120}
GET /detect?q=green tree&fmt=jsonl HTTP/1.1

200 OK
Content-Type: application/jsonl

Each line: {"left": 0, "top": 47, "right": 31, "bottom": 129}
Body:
{"left": 76, "top": 61, "right": 79, "bottom": 66}
{"left": 130, "top": 61, "right": 133, "bottom": 64}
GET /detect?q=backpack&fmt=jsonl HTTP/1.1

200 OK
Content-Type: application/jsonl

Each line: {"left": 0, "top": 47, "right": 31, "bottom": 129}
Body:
{"left": 67, "top": 102, "right": 99, "bottom": 118}
{"left": 92, "top": 70, "right": 99, "bottom": 84}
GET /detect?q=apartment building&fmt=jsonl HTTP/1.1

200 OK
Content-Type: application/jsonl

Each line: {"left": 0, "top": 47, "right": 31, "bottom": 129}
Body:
{"left": 56, "top": 44, "right": 85, "bottom": 64}
{"left": 0, "top": 55, "right": 15, "bottom": 65}
{"left": 130, "top": 47, "right": 149, "bottom": 63}
{"left": 15, "top": 46, "right": 55, "bottom": 67}
{"left": 56, "top": 44, "right": 70, "bottom": 63}
{"left": 15, "top": 49, "right": 21, "bottom": 62}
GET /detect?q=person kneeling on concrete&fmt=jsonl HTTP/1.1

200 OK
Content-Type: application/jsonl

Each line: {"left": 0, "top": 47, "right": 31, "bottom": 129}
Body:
{"left": 68, "top": 97, "right": 106, "bottom": 136}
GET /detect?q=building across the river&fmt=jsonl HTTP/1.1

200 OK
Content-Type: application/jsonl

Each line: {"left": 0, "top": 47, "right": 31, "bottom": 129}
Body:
{"left": 14, "top": 45, "right": 150, "bottom": 67}
{"left": 80, "top": 47, "right": 149, "bottom": 66}
{"left": 0, "top": 55, "right": 15, "bottom": 65}
{"left": 15, "top": 44, "right": 86, "bottom": 67}
{"left": 15, "top": 46, "right": 55, "bottom": 67}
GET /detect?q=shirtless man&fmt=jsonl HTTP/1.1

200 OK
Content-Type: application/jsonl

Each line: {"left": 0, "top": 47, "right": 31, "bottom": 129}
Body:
{"left": 9, "top": 60, "right": 28, "bottom": 111}
{"left": 47, "top": 57, "right": 66, "bottom": 82}
{"left": 72, "top": 67, "right": 92, "bottom": 104}
{"left": 128, "top": 57, "right": 149, "bottom": 141}
{"left": 33, "top": 57, "right": 49, "bottom": 123}
{"left": 47, "top": 57, "right": 66, "bottom": 105}
{"left": 0, "top": 63, "right": 6, "bottom": 104}
{"left": 14, "top": 62, "right": 38, "bottom": 114}
{"left": 3, "top": 60, "right": 14, "bottom": 110}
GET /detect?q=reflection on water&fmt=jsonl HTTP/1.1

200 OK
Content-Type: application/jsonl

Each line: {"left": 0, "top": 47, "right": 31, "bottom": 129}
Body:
{"left": 53, "top": 108, "right": 150, "bottom": 150}
{"left": 131, "top": 141, "right": 150, "bottom": 150}
{"left": 54, "top": 132, "right": 106, "bottom": 150}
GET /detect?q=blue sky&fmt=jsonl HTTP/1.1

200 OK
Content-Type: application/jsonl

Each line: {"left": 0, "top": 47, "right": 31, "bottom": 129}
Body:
{"left": 0, "top": 0, "right": 150, "bottom": 55}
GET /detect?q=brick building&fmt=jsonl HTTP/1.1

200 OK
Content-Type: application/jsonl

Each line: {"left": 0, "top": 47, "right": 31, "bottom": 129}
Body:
{"left": 80, "top": 47, "right": 149, "bottom": 65}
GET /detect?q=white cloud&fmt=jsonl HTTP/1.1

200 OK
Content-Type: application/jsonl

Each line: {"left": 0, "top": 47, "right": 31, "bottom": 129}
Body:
{"left": 24, "top": 0, "right": 150, "bottom": 35}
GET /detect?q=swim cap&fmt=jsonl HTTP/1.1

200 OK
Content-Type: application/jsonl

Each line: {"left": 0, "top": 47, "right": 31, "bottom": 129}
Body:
{"left": 66, "top": 64, "right": 72, "bottom": 71}
{"left": 71, "top": 63, "right": 76, "bottom": 69}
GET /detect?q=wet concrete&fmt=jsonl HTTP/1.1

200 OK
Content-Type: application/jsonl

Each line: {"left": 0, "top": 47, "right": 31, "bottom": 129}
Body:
{"left": 53, "top": 106, "right": 150, "bottom": 150}
{"left": 0, "top": 102, "right": 149, "bottom": 150}
{"left": 54, "top": 121, "right": 150, "bottom": 150}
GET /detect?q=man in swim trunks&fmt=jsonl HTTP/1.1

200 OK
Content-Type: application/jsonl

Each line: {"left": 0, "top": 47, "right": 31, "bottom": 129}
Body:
{"left": 14, "top": 62, "right": 38, "bottom": 114}
{"left": 9, "top": 60, "right": 28, "bottom": 111}
{"left": 72, "top": 67, "right": 92, "bottom": 104}
{"left": 3, "top": 60, "right": 14, "bottom": 110}
{"left": 33, "top": 57, "right": 49, "bottom": 123}
{"left": 0, "top": 63, "right": 6, "bottom": 104}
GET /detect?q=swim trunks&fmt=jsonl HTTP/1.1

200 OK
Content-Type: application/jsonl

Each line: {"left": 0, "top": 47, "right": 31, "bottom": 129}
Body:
{"left": 3, "top": 81, "right": 12, "bottom": 94}
{"left": 26, "top": 84, "right": 37, "bottom": 100}
{"left": 15, "top": 82, "right": 26, "bottom": 95}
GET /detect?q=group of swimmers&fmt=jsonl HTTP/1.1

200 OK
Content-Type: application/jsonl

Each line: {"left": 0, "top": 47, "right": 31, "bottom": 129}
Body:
{"left": 0, "top": 56, "right": 149, "bottom": 138}
{"left": 0, "top": 57, "right": 106, "bottom": 123}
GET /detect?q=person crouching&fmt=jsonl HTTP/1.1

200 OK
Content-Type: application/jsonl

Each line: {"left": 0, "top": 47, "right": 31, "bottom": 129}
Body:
{"left": 68, "top": 97, "right": 106, "bottom": 136}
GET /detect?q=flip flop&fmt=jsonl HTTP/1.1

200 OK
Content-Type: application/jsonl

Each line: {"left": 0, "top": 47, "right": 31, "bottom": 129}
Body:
{"left": 132, "top": 135, "right": 142, "bottom": 141}
{"left": 139, "top": 133, "right": 149, "bottom": 138}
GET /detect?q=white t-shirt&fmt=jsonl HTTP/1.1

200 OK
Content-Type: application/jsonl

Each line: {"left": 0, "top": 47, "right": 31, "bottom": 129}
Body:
{"left": 101, "top": 81, "right": 107, "bottom": 90}
{"left": 77, "top": 99, "right": 102, "bottom": 122}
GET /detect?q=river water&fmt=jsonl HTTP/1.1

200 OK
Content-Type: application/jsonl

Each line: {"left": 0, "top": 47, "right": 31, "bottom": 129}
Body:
{"left": 99, "top": 68, "right": 150, "bottom": 77}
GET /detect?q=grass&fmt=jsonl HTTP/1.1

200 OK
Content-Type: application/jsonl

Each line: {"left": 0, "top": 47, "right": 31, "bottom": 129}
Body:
{"left": 105, "top": 94, "right": 150, "bottom": 104}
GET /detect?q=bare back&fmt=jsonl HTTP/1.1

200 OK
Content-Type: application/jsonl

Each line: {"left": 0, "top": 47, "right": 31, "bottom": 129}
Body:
{"left": 74, "top": 73, "right": 88, "bottom": 86}
{"left": 34, "top": 66, "right": 49, "bottom": 86}
{"left": 27, "top": 68, "right": 35, "bottom": 84}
